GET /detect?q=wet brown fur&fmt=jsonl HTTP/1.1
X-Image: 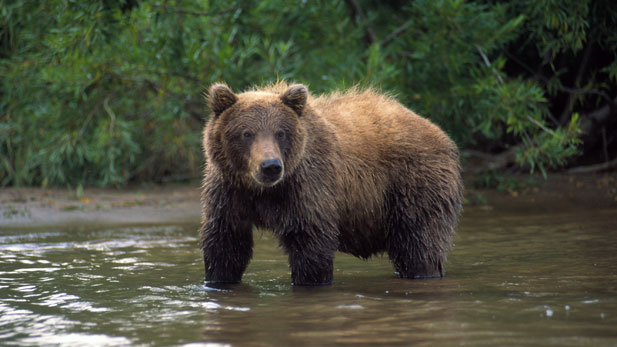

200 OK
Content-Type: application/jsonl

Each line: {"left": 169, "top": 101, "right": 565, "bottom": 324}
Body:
{"left": 200, "top": 82, "right": 463, "bottom": 285}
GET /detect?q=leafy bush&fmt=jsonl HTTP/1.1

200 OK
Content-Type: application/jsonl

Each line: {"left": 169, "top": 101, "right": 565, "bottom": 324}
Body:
{"left": 1, "top": 0, "right": 615, "bottom": 186}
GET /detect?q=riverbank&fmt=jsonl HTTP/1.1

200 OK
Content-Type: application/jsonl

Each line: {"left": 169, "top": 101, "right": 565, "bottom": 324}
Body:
{"left": 0, "top": 183, "right": 202, "bottom": 229}
{"left": 464, "top": 172, "right": 617, "bottom": 213}
{"left": 1, "top": 173, "right": 616, "bottom": 229}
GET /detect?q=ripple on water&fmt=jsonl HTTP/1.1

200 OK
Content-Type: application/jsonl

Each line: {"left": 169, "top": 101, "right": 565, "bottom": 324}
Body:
{"left": 37, "top": 293, "right": 80, "bottom": 307}
{"left": 20, "top": 333, "right": 131, "bottom": 346}
{"left": 336, "top": 304, "right": 364, "bottom": 310}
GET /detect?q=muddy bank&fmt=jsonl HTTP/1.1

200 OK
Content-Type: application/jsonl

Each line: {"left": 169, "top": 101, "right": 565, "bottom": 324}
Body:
{"left": 0, "top": 183, "right": 202, "bottom": 229}
{"left": 464, "top": 172, "right": 617, "bottom": 213}
{"left": 1, "top": 173, "right": 616, "bottom": 229}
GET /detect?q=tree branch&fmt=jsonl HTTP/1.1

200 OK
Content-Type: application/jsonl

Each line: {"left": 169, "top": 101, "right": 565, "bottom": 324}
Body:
{"left": 580, "top": 95, "right": 617, "bottom": 134}
{"left": 476, "top": 44, "right": 504, "bottom": 84}
{"left": 559, "top": 41, "right": 594, "bottom": 124}
{"left": 526, "top": 115, "right": 555, "bottom": 135}
{"left": 504, "top": 49, "right": 616, "bottom": 106}
{"left": 344, "top": 0, "right": 378, "bottom": 45}
{"left": 381, "top": 20, "right": 414, "bottom": 47}
{"left": 567, "top": 156, "right": 617, "bottom": 174}
{"left": 463, "top": 147, "right": 519, "bottom": 173}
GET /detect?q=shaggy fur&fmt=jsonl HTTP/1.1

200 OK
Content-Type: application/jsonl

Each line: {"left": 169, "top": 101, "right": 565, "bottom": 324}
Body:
{"left": 200, "top": 82, "right": 463, "bottom": 286}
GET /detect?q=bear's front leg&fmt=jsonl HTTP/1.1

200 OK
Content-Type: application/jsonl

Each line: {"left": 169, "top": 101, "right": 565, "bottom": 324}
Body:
{"left": 280, "top": 232, "right": 336, "bottom": 286}
{"left": 201, "top": 221, "right": 253, "bottom": 284}
{"left": 289, "top": 251, "right": 334, "bottom": 286}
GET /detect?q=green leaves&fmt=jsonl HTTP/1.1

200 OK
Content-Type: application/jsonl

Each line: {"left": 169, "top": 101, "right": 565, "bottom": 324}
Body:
{"left": 514, "top": 0, "right": 590, "bottom": 56}
{"left": 2, "top": 0, "right": 612, "bottom": 187}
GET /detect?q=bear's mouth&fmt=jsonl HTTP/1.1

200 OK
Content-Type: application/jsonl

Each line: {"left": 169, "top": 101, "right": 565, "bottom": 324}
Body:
{"left": 252, "top": 170, "right": 284, "bottom": 187}
{"left": 254, "top": 173, "right": 283, "bottom": 187}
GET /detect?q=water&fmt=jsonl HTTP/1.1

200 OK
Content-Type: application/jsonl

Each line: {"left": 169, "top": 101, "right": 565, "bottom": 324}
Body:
{"left": 1, "top": 205, "right": 616, "bottom": 346}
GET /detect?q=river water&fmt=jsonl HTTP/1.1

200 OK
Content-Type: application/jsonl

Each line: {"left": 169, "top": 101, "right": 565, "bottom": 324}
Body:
{"left": 1, "top": 204, "right": 616, "bottom": 346}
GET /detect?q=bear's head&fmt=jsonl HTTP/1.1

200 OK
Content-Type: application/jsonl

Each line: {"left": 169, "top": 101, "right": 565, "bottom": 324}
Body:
{"left": 204, "top": 83, "right": 308, "bottom": 189}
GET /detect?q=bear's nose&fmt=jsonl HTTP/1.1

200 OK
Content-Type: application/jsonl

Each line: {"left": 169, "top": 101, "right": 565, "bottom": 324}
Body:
{"left": 260, "top": 159, "right": 283, "bottom": 177}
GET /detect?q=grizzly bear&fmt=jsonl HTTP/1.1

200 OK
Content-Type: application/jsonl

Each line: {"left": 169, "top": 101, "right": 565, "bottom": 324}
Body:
{"left": 200, "top": 82, "right": 462, "bottom": 286}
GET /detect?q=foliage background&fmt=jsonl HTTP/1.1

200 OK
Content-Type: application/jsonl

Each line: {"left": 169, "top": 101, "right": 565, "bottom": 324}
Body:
{"left": 1, "top": 0, "right": 616, "bottom": 187}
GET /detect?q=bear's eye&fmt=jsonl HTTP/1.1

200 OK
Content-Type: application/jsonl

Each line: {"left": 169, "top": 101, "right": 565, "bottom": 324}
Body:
{"left": 242, "top": 131, "right": 253, "bottom": 140}
{"left": 275, "top": 131, "right": 286, "bottom": 140}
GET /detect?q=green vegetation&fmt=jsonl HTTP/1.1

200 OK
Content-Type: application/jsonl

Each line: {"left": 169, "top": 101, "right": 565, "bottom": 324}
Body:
{"left": 1, "top": 0, "right": 616, "bottom": 187}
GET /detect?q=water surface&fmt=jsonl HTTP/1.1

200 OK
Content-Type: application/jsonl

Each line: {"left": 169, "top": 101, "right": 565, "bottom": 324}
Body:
{"left": 1, "top": 205, "right": 616, "bottom": 346}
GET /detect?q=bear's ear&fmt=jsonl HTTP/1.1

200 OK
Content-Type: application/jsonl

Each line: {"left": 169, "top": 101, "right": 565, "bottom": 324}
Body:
{"left": 280, "top": 84, "right": 308, "bottom": 116}
{"left": 207, "top": 84, "right": 238, "bottom": 117}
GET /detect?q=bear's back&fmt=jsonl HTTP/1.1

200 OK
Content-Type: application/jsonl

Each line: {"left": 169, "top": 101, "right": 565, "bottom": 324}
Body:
{"left": 311, "top": 89, "right": 456, "bottom": 165}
